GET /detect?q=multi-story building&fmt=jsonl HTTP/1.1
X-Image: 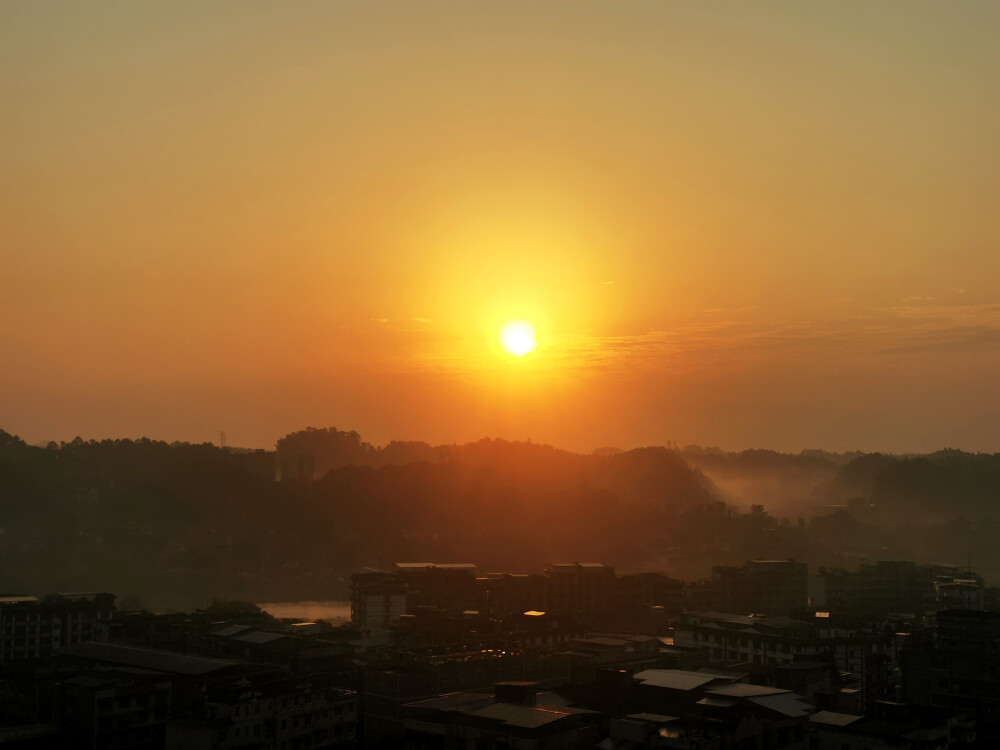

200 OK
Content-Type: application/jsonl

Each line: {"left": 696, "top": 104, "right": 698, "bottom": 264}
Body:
{"left": 559, "top": 634, "right": 661, "bottom": 683}
{"left": 928, "top": 574, "right": 985, "bottom": 614}
{"left": 814, "top": 561, "right": 969, "bottom": 616}
{"left": 616, "top": 571, "right": 685, "bottom": 611}
{"left": 358, "top": 563, "right": 686, "bottom": 627}
{"left": 0, "top": 593, "right": 115, "bottom": 661}
{"left": 672, "top": 612, "right": 822, "bottom": 668}
{"left": 351, "top": 563, "right": 478, "bottom": 630}
{"left": 544, "top": 563, "right": 617, "bottom": 615}
{"left": 49, "top": 640, "right": 357, "bottom": 750}
{"left": 350, "top": 572, "right": 408, "bottom": 630}
{"left": 673, "top": 612, "right": 893, "bottom": 712}
{"left": 37, "top": 666, "right": 172, "bottom": 750}
{"left": 167, "top": 670, "right": 357, "bottom": 750}
{"left": 477, "top": 572, "right": 546, "bottom": 616}
{"left": 402, "top": 681, "right": 602, "bottom": 750}
{"left": 808, "top": 702, "right": 976, "bottom": 750}
{"left": 630, "top": 669, "right": 812, "bottom": 749}
{"left": 363, "top": 648, "right": 572, "bottom": 748}
{"left": 392, "top": 563, "right": 478, "bottom": 611}
{"left": 902, "top": 609, "right": 1000, "bottom": 745}
{"left": 711, "top": 560, "right": 808, "bottom": 616}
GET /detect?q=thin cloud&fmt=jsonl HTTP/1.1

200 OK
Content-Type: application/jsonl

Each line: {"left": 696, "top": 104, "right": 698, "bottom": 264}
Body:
{"left": 887, "top": 326, "right": 1000, "bottom": 354}
{"left": 396, "top": 302, "right": 1000, "bottom": 375}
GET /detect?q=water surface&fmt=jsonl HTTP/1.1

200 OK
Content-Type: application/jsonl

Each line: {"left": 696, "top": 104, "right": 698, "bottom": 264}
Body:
{"left": 257, "top": 600, "right": 351, "bottom": 623}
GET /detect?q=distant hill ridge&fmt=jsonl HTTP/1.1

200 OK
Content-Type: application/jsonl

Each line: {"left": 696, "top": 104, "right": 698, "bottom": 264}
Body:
{"left": 2, "top": 427, "right": 999, "bottom": 607}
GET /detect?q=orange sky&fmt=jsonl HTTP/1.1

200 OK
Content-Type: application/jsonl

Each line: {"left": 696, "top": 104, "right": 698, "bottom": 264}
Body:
{"left": 2, "top": 2, "right": 998, "bottom": 453}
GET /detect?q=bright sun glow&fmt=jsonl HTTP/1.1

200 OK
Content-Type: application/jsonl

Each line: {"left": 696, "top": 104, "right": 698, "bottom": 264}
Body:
{"left": 499, "top": 319, "right": 537, "bottom": 357}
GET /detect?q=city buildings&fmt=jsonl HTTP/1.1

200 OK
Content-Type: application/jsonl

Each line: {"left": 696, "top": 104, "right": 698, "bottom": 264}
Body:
{"left": 0, "top": 593, "right": 115, "bottom": 661}
{"left": 901, "top": 609, "right": 1000, "bottom": 745}
{"left": 401, "top": 682, "right": 602, "bottom": 750}
{"left": 711, "top": 560, "right": 809, "bottom": 616}
{"left": 0, "top": 555, "right": 994, "bottom": 749}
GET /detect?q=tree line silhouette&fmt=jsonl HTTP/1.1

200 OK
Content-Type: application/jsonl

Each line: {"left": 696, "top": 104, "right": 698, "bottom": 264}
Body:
{"left": 1, "top": 427, "right": 998, "bottom": 609}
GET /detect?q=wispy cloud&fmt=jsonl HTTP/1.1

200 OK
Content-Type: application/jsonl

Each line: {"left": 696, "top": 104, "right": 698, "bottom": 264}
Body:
{"left": 394, "top": 301, "right": 1000, "bottom": 376}
{"left": 875, "top": 302, "right": 1000, "bottom": 354}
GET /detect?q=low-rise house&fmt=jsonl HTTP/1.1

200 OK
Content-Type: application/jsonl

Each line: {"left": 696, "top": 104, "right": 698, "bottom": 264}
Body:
{"left": 402, "top": 682, "right": 601, "bottom": 750}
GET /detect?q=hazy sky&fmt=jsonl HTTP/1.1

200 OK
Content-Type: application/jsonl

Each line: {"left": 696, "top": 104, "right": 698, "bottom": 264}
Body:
{"left": 3, "top": 2, "right": 998, "bottom": 453}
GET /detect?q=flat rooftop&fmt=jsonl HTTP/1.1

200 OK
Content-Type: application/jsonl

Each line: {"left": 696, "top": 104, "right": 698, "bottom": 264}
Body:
{"left": 634, "top": 669, "right": 735, "bottom": 692}
{"left": 60, "top": 642, "right": 246, "bottom": 676}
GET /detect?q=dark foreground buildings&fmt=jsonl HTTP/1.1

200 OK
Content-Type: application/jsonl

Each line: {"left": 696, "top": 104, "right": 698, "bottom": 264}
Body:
{"left": 0, "top": 556, "right": 996, "bottom": 748}
{"left": 902, "top": 609, "right": 1000, "bottom": 746}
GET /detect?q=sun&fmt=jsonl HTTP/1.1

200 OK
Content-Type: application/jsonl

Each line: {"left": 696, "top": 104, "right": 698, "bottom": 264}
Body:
{"left": 499, "top": 319, "right": 537, "bottom": 357}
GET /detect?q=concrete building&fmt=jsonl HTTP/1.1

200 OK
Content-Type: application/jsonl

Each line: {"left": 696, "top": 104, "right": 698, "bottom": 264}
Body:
{"left": 813, "top": 561, "right": 967, "bottom": 616}
{"left": 711, "top": 560, "right": 808, "bottom": 616}
{"left": 672, "top": 612, "right": 822, "bottom": 668}
{"left": 929, "top": 574, "right": 985, "bottom": 614}
{"left": 673, "top": 612, "right": 893, "bottom": 712}
{"left": 478, "top": 573, "right": 547, "bottom": 617}
{"left": 350, "top": 572, "right": 408, "bottom": 630}
{"left": 363, "top": 648, "right": 572, "bottom": 748}
{"left": 351, "top": 563, "right": 478, "bottom": 630}
{"left": 37, "top": 666, "right": 172, "bottom": 750}
{"left": 167, "top": 670, "right": 357, "bottom": 750}
{"left": 616, "top": 571, "right": 684, "bottom": 612}
{"left": 393, "top": 563, "right": 478, "bottom": 612}
{"left": 902, "top": 609, "right": 1000, "bottom": 745}
{"left": 402, "top": 682, "right": 601, "bottom": 750}
{"left": 629, "top": 669, "right": 812, "bottom": 749}
{"left": 808, "top": 703, "right": 975, "bottom": 750}
{"left": 560, "top": 635, "right": 660, "bottom": 684}
{"left": 544, "top": 563, "right": 617, "bottom": 616}
{"left": 0, "top": 593, "right": 115, "bottom": 661}
{"left": 599, "top": 713, "right": 725, "bottom": 750}
{"left": 50, "top": 640, "right": 357, "bottom": 750}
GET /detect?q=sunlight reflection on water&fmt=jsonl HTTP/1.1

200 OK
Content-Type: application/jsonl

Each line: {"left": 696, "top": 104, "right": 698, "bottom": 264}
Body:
{"left": 257, "top": 600, "right": 351, "bottom": 622}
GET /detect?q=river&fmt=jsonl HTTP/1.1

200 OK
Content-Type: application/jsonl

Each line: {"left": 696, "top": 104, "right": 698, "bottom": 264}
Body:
{"left": 257, "top": 600, "right": 352, "bottom": 623}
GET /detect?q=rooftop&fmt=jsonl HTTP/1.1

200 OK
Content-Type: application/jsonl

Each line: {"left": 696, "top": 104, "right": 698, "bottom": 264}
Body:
{"left": 697, "top": 696, "right": 737, "bottom": 709}
{"left": 634, "top": 669, "right": 734, "bottom": 692}
{"left": 231, "top": 630, "right": 287, "bottom": 645}
{"left": 211, "top": 625, "right": 251, "bottom": 638}
{"left": 405, "top": 691, "right": 493, "bottom": 711}
{"left": 60, "top": 642, "right": 245, "bottom": 676}
{"left": 467, "top": 702, "right": 581, "bottom": 729}
{"left": 626, "top": 713, "right": 679, "bottom": 723}
{"left": 696, "top": 667, "right": 750, "bottom": 681}
{"left": 747, "top": 693, "right": 813, "bottom": 718}
{"left": 809, "top": 710, "right": 864, "bottom": 727}
{"left": 708, "top": 684, "right": 789, "bottom": 698}
{"left": 405, "top": 692, "right": 596, "bottom": 731}
{"left": 687, "top": 612, "right": 758, "bottom": 627}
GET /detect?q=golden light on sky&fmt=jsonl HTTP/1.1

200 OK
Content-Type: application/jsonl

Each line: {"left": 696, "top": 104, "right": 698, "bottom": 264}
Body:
{"left": 499, "top": 320, "right": 537, "bottom": 358}
{"left": 2, "top": 2, "right": 998, "bottom": 453}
